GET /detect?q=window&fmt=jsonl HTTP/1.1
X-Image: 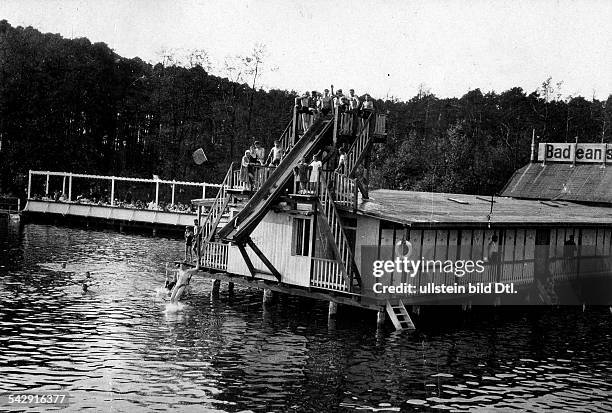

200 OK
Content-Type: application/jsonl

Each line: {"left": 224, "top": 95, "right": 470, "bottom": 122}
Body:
{"left": 292, "top": 217, "right": 311, "bottom": 256}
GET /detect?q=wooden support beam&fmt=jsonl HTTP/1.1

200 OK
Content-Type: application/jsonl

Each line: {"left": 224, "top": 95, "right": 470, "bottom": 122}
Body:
{"left": 27, "top": 171, "right": 32, "bottom": 199}
{"left": 191, "top": 269, "right": 381, "bottom": 310}
{"left": 356, "top": 179, "right": 369, "bottom": 200}
{"left": 237, "top": 242, "right": 256, "bottom": 277}
{"left": 245, "top": 236, "right": 282, "bottom": 281}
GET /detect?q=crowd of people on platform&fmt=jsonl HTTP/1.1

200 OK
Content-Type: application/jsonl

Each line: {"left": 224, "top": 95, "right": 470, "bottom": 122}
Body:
{"left": 239, "top": 140, "right": 285, "bottom": 190}
{"left": 32, "top": 189, "right": 196, "bottom": 213}
{"left": 237, "top": 88, "right": 374, "bottom": 191}
{"left": 295, "top": 88, "right": 375, "bottom": 119}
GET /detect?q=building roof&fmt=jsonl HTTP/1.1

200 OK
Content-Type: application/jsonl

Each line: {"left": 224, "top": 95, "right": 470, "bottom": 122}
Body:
{"left": 501, "top": 162, "right": 612, "bottom": 204}
{"left": 356, "top": 189, "right": 612, "bottom": 227}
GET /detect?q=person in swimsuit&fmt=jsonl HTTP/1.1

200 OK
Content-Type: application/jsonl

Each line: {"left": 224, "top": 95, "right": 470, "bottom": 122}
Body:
{"left": 184, "top": 226, "right": 194, "bottom": 262}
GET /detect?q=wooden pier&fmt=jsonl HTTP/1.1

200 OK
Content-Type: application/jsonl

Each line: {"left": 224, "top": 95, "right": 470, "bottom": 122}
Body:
{"left": 22, "top": 171, "right": 222, "bottom": 232}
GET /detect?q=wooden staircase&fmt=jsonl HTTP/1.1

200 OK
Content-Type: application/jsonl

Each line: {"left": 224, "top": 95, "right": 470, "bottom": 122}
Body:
{"left": 317, "top": 176, "right": 361, "bottom": 292}
{"left": 345, "top": 113, "right": 374, "bottom": 177}
{"left": 199, "top": 163, "right": 235, "bottom": 253}
{"left": 385, "top": 300, "right": 416, "bottom": 330}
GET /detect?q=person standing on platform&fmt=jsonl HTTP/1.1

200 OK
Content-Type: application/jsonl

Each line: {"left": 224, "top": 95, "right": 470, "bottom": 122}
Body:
{"left": 294, "top": 156, "right": 309, "bottom": 194}
{"left": 348, "top": 89, "right": 360, "bottom": 110}
{"left": 267, "top": 140, "right": 284, "bottom": 167}
{"left": 254, "top": 141, "right": 266, "bottom": 165}
{"left": 318, "top": 89, "right": 333, "bottom": 116}
{"left": 336, "top": 148, "right": 347, "bottom": 174}
{"left": 309, "top": 154, "right": 323, "bottom": 193}
{"left": 191, "top": 219, "right": 201, "bottom": 261}
{"left": 360, "top": 94, "right": 375, "bottom": 128}
{"left": 240, "top": 150, "right": 253, "bottom": 190}
{"left": 184, "top": 226, "right": 194, "bottom": 262}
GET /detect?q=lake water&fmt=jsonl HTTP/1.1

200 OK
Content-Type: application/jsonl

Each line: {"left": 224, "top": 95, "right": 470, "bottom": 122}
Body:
{"left": 1, "top": 222, "right": 611, "bottom": 412}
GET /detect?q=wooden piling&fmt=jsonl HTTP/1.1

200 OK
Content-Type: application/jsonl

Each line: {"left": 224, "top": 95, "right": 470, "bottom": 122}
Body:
{"left": 376, "top": 308, "right": 386, "bottom": 326}
{"left": 212, "top": 279, "right": 221, "bottom": 296}
{"left": 228, "top": 282, "right": 235, "bottom": 296}
{"left": 263, "top": 288, "right": 275, "bottom": 305}
{"left": 328, "top": 301, "right": 338, "bottom": 319}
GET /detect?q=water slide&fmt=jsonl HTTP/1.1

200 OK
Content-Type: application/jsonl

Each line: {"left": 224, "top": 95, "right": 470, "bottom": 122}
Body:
{"left": 218, "top": 118, "right": 333, "bottom": 242}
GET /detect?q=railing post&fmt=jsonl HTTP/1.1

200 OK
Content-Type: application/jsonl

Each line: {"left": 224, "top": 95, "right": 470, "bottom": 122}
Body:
{"left": 291, "top": 102, "right": 298, "bottom": 145}
{"left": 27, "top": 170, "right": 32, "bottom": 199}
{"left": 110, "top": 178, "right": 115, "bottom": 206}
{"left": 354, "top": 179, "right": 358, "bottom": 210}
{"left": 68, "top": 173, "right": 72, "bottom": 201}
{"left": 202, "top": 184, "right": 206, "bottom": 199}
{"left": 171, "top": 183, "right": 175, "bottom": 205}
{"left": 196, "top": 205, "right": 202, "bottom": 268}
{"left": 333, "top": 110, "right": 339, "bottom": 146}
{"left": 62, "top": 175, "right": 66, "bottom": 196}
{"left": 155, "top": 181, "right": 159, "bottom": 206}
{"left": 45, "top": 172, "right": 50, "bottom": 196}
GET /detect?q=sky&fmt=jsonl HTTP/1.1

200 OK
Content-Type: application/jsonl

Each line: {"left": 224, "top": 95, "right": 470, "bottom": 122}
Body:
{"left": 1, "top": 0, "right": 611, "bottom": 100}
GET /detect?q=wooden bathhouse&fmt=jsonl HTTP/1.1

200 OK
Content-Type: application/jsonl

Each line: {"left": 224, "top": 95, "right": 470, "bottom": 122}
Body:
{"left": 190, "top": 108, "right": 612, "bottom": 330}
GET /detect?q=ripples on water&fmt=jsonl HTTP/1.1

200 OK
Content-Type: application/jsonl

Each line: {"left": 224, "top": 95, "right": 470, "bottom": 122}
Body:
{"left": 0, "top": 222, "right": 611, "bottom": 412}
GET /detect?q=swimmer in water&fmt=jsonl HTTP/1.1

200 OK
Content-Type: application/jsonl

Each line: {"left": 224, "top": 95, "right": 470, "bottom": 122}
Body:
{"left": 170, "top": 264, "right": 194, "bottom": 303}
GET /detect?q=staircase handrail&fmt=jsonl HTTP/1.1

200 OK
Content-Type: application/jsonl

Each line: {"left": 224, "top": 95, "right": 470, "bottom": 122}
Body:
{"left": 200, "top": 162, "right": 234, "bottom": 244}
{"left": 317, "top": 175, "right": 361, "bottom": 291}
{"left": 345, "top": 112, "right": 373, "bottom": 177}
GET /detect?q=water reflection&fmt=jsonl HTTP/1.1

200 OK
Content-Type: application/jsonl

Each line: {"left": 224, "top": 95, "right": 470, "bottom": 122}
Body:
{"left": 0, "top": 223, "right": 610, "bottom": 412}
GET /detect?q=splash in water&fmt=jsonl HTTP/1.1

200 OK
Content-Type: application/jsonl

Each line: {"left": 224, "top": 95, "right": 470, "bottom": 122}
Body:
{"left": 164, "top": 302, "right": 186, "bottom": 313}
{"left": 154, "top": 286, "right": 170, "bottom": 299}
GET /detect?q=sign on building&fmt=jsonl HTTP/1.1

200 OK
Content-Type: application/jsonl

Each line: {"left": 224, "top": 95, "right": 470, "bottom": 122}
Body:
{"left": 538, "top": 143, "right": 612, "bottom": 163}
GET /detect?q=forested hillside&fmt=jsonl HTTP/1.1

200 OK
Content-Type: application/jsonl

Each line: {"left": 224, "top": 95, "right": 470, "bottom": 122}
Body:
{"left": 1, "top": 20, "right": 611, "bottom": 197}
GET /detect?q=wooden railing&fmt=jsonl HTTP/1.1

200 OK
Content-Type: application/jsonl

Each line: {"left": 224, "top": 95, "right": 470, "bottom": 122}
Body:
{"left": 296, "top": 112, "right": 317, "bottom": 138}
{"left": 251, "top": 165, "right": 275, "bottom": 192}
{"left": 317, "top": 177, "right": 361, "bottom": 291}
{"left": 310, "top": 257, "right": 348, "bottom": 292}
{"left": 345, "top": 113, "right": 372, "bottom": 177}
{"left": 374, "top": 113, "right": 387, "bottom": 135}
{"left": 0, "top": 197, "right": 20, "bottom": 213}
{"left": 338, "top": 112, "right": 356, "bottom": 136}
{"left": 232, "top": 170, "right": 241, "bottom": 189}
{"left": 278, "top": 119, "right": 294, "bottom": 154}
{"left": 200, "top": 163, "right": 234, "bottom": 246}
{"left": 201, "top": 242, "right": 229, "bottom": 271}
{"left": 332, "top": 172, "right": 358, "bottom": 210}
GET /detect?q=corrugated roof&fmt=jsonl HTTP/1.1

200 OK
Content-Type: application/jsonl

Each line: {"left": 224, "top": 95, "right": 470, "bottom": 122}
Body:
{"left": 501, "top": 162, "right": 612, "bottom": 204}
{"left": 357, "top": 189, "right": 612, "bottom": 227}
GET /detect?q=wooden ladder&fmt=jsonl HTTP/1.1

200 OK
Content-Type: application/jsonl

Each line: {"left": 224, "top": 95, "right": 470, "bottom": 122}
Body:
{"left": 317, "top": 177, "right": 361, "bottom": 291}
{"left": 385, "top": 300, "right": 416, "bottom": 330}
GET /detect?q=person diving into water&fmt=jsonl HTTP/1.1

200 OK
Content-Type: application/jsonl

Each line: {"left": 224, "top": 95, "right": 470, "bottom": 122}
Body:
{"left": 167, "top": 263, "right": 198, "bottom": 303}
